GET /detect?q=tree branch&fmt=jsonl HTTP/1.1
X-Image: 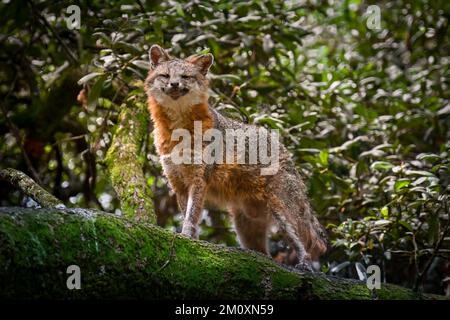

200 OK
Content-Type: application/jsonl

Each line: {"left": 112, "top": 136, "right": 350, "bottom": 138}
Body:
{"left": 0, "top": 207, "right": 446, "bottom": 300}
{"left": 0, "top": 168, "right": 63, "bottom": 208}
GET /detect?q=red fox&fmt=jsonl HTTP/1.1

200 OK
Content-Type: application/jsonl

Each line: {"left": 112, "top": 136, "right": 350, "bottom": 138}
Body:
{"left": 144, "top": 45, "right": 327, "bottom": 270}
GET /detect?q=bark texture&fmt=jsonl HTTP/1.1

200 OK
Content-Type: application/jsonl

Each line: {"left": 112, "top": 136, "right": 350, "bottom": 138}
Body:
{"left": 0, "top": 168, "right": 63, "bottom": 208}
{"left": 105, "top": 102, "right": 156, "bottom": 223}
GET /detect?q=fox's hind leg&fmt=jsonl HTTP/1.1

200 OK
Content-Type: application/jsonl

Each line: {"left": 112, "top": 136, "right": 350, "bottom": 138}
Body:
{"left": 266, "top": 169, "right": 327, "bottom": 271}
{"left": 231, "top": 202, "right": 270, "bottom": 255}
{"left": 267, "top": 195, "right": 313, "bottom": 271}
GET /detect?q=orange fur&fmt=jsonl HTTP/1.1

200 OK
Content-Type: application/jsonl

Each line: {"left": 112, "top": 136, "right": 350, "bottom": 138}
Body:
{"left": 147, "top": 95, "right": 267, "bottom": 204}
{"left": 147, "top": 95, "right": 213, "bottom": 155}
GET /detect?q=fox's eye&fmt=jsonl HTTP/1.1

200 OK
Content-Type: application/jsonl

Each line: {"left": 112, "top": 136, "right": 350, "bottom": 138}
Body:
{"left": 159, "top": 74, "right": 169, "bottom": 78}
{"left": 181, "top": 75, "right": 193, "bottom": 79}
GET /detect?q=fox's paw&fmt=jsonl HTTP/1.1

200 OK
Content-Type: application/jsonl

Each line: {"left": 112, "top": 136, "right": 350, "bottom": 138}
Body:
{"left": 295, "top": 260, "right": 314, "bottom": 272}
{"left": 181, "top": 222, "right": 199, "bottom": 240}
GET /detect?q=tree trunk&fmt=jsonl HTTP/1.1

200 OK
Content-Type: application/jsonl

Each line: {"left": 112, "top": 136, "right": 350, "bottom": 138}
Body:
{"left": 0, "top": 207, "right": 445, "bottom": 300}
{"left": 105, "top": 102, "right": 156, "bottom": 223}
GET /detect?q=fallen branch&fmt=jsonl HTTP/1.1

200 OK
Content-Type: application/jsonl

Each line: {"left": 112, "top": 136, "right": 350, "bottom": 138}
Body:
{"left": 0, "top": 168, "right": 63, "bottom": 208}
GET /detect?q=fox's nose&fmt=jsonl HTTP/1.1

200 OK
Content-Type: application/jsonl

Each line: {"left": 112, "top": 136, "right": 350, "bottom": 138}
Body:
{"left": 170, "top": 82, "right": 179, "bottom": 88}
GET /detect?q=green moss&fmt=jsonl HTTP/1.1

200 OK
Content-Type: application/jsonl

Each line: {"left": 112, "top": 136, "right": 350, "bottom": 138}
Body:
{"left": 0, "top": 207, "right": 447, "bottom": 300}
{"left": 270, "top": 269, "right": 306, "bottom": 299}
{"left": 376, "top": 283, "right": 421, "bottom": 300}
{"left": 105, "top": 103, "right": 156, "bottom": 223}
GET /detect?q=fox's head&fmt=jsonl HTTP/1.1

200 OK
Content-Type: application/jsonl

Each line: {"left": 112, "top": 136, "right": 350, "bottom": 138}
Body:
{"left": 145, "top": 45, "right": 213, "bottom": 108}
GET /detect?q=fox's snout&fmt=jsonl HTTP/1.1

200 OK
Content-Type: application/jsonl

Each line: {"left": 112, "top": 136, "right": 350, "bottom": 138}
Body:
{"left": 163, "top": 83, "right": 189, "bottom": 100}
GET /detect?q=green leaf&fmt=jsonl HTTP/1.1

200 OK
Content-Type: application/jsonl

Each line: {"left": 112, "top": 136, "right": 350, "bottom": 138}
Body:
{"left": 412, "top": 177, "right": 428, "bottom": 186}
{"left": 319, "top": 150, "right": 329, "bottom": 166}
{"left": 330, "top": 261, "right": 351, "bottom": 273}
{"left": 381, "top": 206, "right": 389, "bottom": 218}
{"left": 374, "top": 219, "right": 391, "bottom": 227}
{"left": 297, "top": 148, "right": 321, "bottom": 154}
{"left": 87, "top": 75, "right": 107, "bottom": 111}
{"left": 175, "top": 3, "right": 185, "bottom": 16}
{"left": 78, "top": 72, "right": 103, "bottom": 85}
{"left": 370, "top": 161, "right": 394, "bottom": 171}
{"left": 405, "top": 170, "right": 436, "bottom": 178}
{"left": 360, "top": 149, "right": 386, "bottom": 158}
{"left": 355, "top": 262, "right": 367, "bottom": 281}
{"left": 416, "top": 153, "right": 440, "bottom": 162}
{"left": 116, "top": 41, "right": 141, "bottom": 54}
{"left": 399, "top": 220, "right": 413, "bottom": 231}
{"left": 211, "top": 74, "right": 241, "bottom": 82}
{"left": 394, "top": 179, "right": 411, "bottom": 192}
{"left": 428, "top": 214, "right": 440, "bottom": 244}
{"left": 329, "top": 136, "right": 367, "bottom": 153}
{"left": 196, "top": 48, "right": 211, "bottom": 55}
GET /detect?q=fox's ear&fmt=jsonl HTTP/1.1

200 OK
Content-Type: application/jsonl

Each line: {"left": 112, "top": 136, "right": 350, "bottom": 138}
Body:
{"left": 149, "top": 45, "right": 170, "bottom": 69}
{"left": 187, "top": 53, "right": 214, "bottom": 76}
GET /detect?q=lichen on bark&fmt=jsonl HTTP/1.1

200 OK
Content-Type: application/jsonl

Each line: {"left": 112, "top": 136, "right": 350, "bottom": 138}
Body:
{"left": 0, "top": 168, "right": 64, "bottom": 208}
{"left": 105, "top": 101, "right": 156, "bottom": 223}
{"left": 0, "top": 207, "right": 446, "bottom": 300}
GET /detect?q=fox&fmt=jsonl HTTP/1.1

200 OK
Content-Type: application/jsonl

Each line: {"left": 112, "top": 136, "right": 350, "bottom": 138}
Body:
{"left": 144, "top": 45, "right": 327, "bottom": 270}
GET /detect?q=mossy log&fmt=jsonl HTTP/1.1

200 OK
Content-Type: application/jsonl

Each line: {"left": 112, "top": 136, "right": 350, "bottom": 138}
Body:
{"left": 0, "top": 207, "right": 445, "bottom": 300}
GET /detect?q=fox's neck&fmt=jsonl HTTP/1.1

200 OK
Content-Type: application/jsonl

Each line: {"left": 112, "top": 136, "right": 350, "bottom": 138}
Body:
{"left": 147, "top": 95, "right": 214, "bottom": 155}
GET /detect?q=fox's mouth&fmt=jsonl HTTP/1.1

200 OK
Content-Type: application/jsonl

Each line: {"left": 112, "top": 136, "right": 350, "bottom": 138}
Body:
{"left": 164, "top": 87, "right": 189, "bottom": 100}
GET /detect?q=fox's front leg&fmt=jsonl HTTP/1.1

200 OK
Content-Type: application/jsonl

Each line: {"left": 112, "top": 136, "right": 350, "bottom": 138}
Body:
{"left": 176, "top": 192, "right": 188, "bottom": 215}
{"left": 181, "top": 178, "right": 206, "bottom": 239}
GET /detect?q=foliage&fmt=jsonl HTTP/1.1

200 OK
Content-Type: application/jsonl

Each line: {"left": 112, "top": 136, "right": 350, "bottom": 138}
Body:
{"left": 0, "top": 0, "right": 449, "bottom": 294}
